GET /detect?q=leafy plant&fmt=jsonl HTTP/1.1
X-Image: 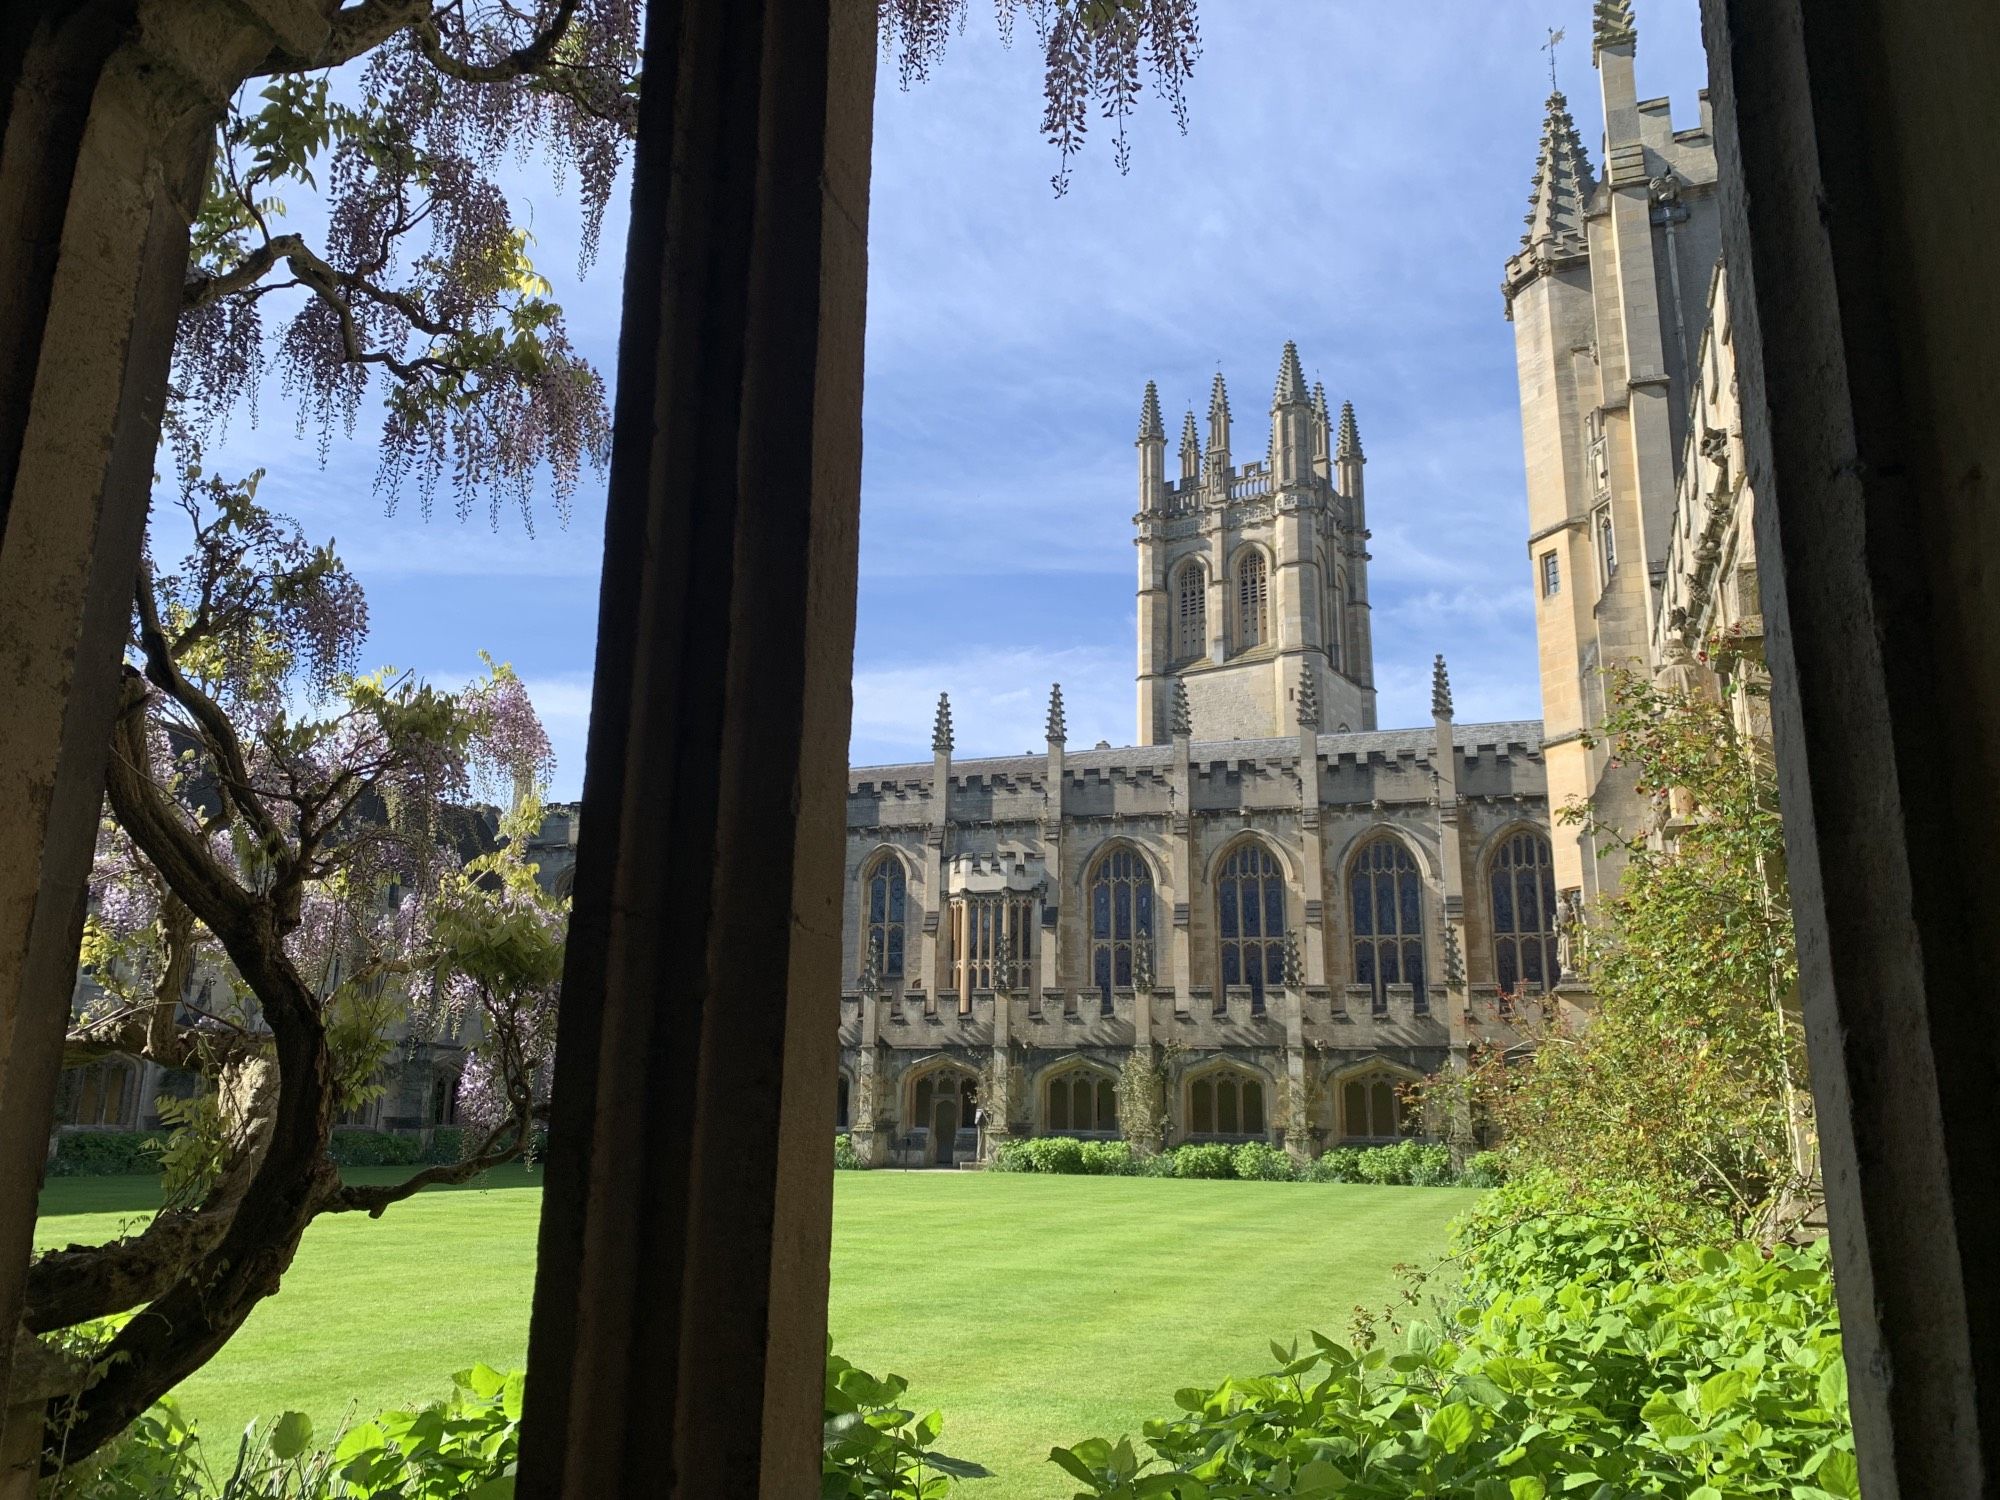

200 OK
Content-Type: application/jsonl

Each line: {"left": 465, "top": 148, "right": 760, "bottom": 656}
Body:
{"left": 1229, "top": 1142, "right": 1295, "bottom": 1182}
{"left": 1166, "top": 1144, "right": 1232, "bottom": 1180}
{"left": 823, "top": 1346, "right": 990, "bottom": 1498}
{"left": 835, "top": 1134, "right": 864, "bottom": 1171}
{"left": 1048, "top": 1217, "right": 1853, "bottom": 1500}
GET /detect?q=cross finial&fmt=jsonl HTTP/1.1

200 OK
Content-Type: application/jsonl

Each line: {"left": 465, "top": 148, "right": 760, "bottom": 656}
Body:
{"left": 1543, "top": 25, "right": 1565, "bottom": 92}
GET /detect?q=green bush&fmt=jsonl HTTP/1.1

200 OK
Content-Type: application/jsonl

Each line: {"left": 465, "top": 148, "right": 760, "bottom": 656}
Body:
{"left": 1229, "top": 1141, "right": 1296, "bottom": 1182}
{"left": 824, "top": 1345, "right": 989, "bottom": 1496}
{"left": 56, "top": 1351, "right": 986, "bottom": 1499}
{"left": 1077, "top": 1140, "right": 1134, "bottom": 1176}
{"left": 1049, "top": 1225, "right": 1854, "bottom": 1500}
{"left": 325, "top": 1131, "right": 421, "bottom": 1167}
{"left": 1305, "top": 1147, "right": 1365, "bottom": 1183}
{"left": 986, "top": 1139, "right": 1032, "bottom": 1172}
{"left": 48, "top": 1364, "right": 523, "bottom": 1498}
{"left": 1167, "top": 1143, "right": 1234, "bottom": 1180}
{"left": 423, "top": 1127, "right": 467, "bottom": 1164}
{"left": 1024, "top": 1137, "right": 1085, "bottom": 1175}
{"left": 1459, "top": 1149, "right": 1505, "bottom": 1188}
{"left": 46, "top": 1132, "right": 166, "bottom": 1177}
{"left": 834, "top": 1133, "right": 864, "bottom": 1171}
{"left": 1452, "top": 1171, "right": 1701, "bottom": 1301}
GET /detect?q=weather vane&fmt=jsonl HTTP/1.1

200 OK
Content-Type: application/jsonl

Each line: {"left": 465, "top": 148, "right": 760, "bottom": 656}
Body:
{"left": 1543, "top": 26, "right": 1566, "bottom": 93}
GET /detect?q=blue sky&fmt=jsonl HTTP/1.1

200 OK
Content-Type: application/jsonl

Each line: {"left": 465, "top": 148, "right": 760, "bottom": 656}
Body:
{"left": 186, "top": 1, "right": 1707, "bottom": 799}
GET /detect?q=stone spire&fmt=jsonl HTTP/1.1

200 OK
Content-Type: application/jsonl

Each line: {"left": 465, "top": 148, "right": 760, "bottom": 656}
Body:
{"left": 1137, "top": 379, "right": 1165, "bottom": 441}
{"left": 1295, "top": 659, "right": 1321, "bottom": 729}
{"left": 1206, "top": 371, "right": 1232, "bottom": 485}
{"left": 1271, "top": 341, "right": 1309, "bottom": 408}
{"left": 1592, "top": 0, "right": 1636, "bottom": 59}
{"left": 1310, "top": 382, "right": 1332, "bottom": 479}
{"left": 1521, "top": 91, "right": 1595, "bottom": 252}
{"left": 1045, "top": 682, "right": 1066, "bottom": 744}
{"left": 1178, "top": 408, "right": 1201, "bottom": 483}
{"left": 1432, "top": 654, "right": 1454, "bottom": 720}
{"left": 1335, "top": 400, "right": 1363, "bottom": 462}
{"left": 931, "top": 692, "right": 954, "bottom": 755}
{"left": 1170, "top": 678, "right": 1192, "bottom": 738}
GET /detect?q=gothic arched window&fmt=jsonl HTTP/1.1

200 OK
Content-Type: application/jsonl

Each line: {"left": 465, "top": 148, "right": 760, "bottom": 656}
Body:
{"left": 1216, "top": 842, "right": 1286, "bottom": 1012}
{"left": 1187, "top": 1068, "right": 1267, "bottom": 1138}
{"left": 1328, "top": 563, "right": 1345, "bottom": 669}
{"left": 1339, "top": 1069, "right": 1407, "bottom": 1142}
{"left": 1235, "top": 551, "right": 1269, "bottom": 651}
{"left": 1490, "top": 830, "right": 1559, "bottom": 993}
{"left": 1174, "top": 561, "right": 1207, "bottom": 662}
{"left": 836, "top": 1075, "right": 851, "bottom": 1131}
{"left": 862, "top": 852, "right": 906, "bottom": 980}
{"left": 1045, "top": 1066, "right": 1118, "bottom": 1134}
{"left": 1350, "top": 836, "right": 1427, "bottom": 1015}
{"left": 1088, "top": 846, "right": 1154, "bottom": 1013}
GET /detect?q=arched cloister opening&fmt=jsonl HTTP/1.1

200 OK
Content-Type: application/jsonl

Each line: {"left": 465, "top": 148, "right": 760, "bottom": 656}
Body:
{"left": 1043, "top": 1062, "right": 1118, "bottom": 1135}
{"left": 1334, "top": 1063, "right": 1418, "bottom": 1144}
{"left": 1185, "top": 1064, "right": 1268, "bottom": 1140}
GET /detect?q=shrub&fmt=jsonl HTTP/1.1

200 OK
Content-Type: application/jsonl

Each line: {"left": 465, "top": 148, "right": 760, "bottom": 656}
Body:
{"left": 48, "top": 1363, "right": 523, "bottom": 1498}
{"left": 1229, "top": 1141, "right": 1295, "bottom": 1182}
{"left": 986, "top": 1139, "right": 1033, "bottom": 1173}
{"left": 834, "top": 1133, "right": 864, "bottom": 1171}
{"left": 1024, "top": 1137, "right": 1085, "bottom": 1175}
{"left": 1451, "top": 1170, "right": 1704, "bottom": 1302}
{"left": 1077, "top": 1139, "right": 1134, "bottom": 1176}
{"left": 824, "top": 1346, "right": 989, "bottom": 1496}
{"left": 1135, "top": 1150, "right": 1179, "bottom": 1178}
{"left": 1049, "top": 1222, "right": 1853, "bottom": 1500}
{"left": 325, "top": 1131, "right": 421, "bottom": 1167}
{"left": 56, "top": 1351, "right": 987, "bottom": 1499}
{"left": 46, "top": 1132, "right": 166, "bottom": 1177}
{"left": 1459, "top": 1149, "right": 1505, "bottom": 1188}
{"left": 1167, "top": 1143, "right": 1233, "bottom": 1180}
{"left": 423, "top": 1127, "right": 467, "bottom": 1164}
{"left": 1305, "top": 1147, "right": 1364, "bottom": 1183}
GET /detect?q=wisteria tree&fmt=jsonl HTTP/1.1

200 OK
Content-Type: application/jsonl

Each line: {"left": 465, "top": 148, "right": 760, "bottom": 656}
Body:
{"left": 170, "top": 0, "right": 1204, "bottom": 526}
{"left": 29, "top": 476, "right": 566, "bottom": 1463}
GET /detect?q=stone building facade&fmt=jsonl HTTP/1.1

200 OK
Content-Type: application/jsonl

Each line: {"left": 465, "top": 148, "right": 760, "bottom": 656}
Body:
{"left": 1503, "top": 2, "right": 1765, "bottom": 911}
{"left": 839, "top": 347, "right": 1556, "bottom": 1168}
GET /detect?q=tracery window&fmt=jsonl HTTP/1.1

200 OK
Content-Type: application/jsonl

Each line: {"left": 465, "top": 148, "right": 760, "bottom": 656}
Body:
{"left": 1174, "top": 561, "right": 1207, "bottom": 662}
{"left": 1328, "top": 564, "right": 1345, "bottom": 669}
{"left": 1216, "top": 842, "right": 1286, "bottom": 1012}
{"left": 61, "top": 1060, "right": 133, "bottom": 1128}
{"left": 1594, "top": 504, "right": 1617, "bottom": 589}
{"left": 862, "top": 851, "right": 907, "bottom": 979}
{"left": 1339, "top": 1069, "right": 1406, "bottom": 1141}
{"left": 1350, "top": 836, "right": 1427, "bottom": 1015}
{"left": 1236, "top": 551, "right": 1269, "bottom": 650}
{"left": 1088, "top": 846, "right": 1154, "bottom": 1012}
{"left": 948, "top": 891, "right": 1035, "bottom": 999}
{"left": 1490, "top": 830, "right": 1559, "bottom": 993}
{"left": 1045, "top": 1067, "right": 1118, "bottom": 1133}
{"left": 1187, "top": 1069, "right": 1266, "bottom": 1137}
{"left": 836, "top": 1075, "right": 850, "bottom": 1130}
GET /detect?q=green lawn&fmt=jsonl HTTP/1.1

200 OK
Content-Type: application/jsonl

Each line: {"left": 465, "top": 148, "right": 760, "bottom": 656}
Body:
{"left": 36, "top": 1169, "right": 1479, "bottom": 1499}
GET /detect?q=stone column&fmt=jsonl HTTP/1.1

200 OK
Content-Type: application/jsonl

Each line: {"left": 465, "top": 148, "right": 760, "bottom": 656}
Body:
{"left": 0, "top": 0, "right": 330, "bottom": 1463}
{"left": 1701, "top": 0, "right": 2000, "bottom": 1491}
{"left": 516, "top": 1, "right": 875, "bottom": 1493}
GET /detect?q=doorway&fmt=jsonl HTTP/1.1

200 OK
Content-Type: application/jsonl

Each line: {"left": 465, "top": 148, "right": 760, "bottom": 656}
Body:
{"left": 930, "top": 1098, "right": 959, "bottom": 1166}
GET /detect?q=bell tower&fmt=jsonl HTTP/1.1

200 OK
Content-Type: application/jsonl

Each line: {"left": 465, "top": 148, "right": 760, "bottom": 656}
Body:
{"left": 1135, "top": 341, "right": 1378, "bottom": 745}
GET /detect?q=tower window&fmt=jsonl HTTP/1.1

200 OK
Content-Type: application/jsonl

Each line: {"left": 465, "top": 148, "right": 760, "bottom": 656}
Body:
{"left": 1173, "top": 561, "right": 1207, "bottom": 662}
{"left": 1236, "top": 552, "right": 1268, "bottom": 650}
{"left": 1594, "top": 506, "right": 1616, "bottom": 589}
{"left": 1540, "top": 551, "right": 1561, "bottom": 598}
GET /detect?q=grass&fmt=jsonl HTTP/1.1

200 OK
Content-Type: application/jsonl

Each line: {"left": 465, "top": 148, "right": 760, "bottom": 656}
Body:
{"left": 36, "top": 1168, "right": 1479, "bottom": 1499}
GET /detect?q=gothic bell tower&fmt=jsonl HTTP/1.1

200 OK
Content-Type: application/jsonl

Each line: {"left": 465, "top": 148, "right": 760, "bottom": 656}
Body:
{"left": 1135, "top": 342, "right": 1377, "bottom": 744}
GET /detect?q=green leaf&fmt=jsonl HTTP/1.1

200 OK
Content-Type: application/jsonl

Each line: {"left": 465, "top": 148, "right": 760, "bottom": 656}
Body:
{"left": 269, "top": 1409, "right": 313, "bottom": 1461}
{"left": 1510, "top": 1479, "right": 1548, "bottom": 1500}
{"left": 1048, "top": 1445, "right": 1103, "bottom": 1484}
{"left": 1428, "top": 1402, "right": 1476, "bottom": 1453}
{"left": 1813, "top": 1449, "right": 1862, "bottom": 1500}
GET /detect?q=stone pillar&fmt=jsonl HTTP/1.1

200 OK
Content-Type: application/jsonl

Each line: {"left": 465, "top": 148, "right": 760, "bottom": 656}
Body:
{"left": 1700, "top": 0, "right": 2000, "bottom": 1491}
{"left": 1169, "top": 689, "right": 1196, "bottom": 1001}
{"left": 853, "top": 996, "right": 883, "bottom": 1168}
{"left": 516, "top": 1, "right": 875, "bottom": 1493}
{"left": 0, "top": 0, "right": 330, "bottom": 1461}
{"left": 1040, "top": 687, "right": 1065, "bottom": 996}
